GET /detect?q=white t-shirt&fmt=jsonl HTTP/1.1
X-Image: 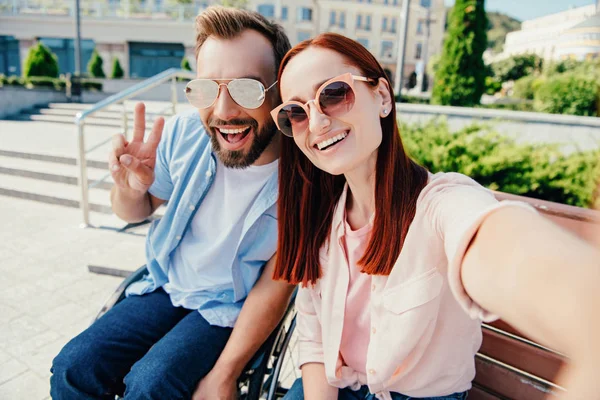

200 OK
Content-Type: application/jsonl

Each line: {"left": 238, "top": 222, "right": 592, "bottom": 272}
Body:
{"left": 163, "top": 157, "right": 279, "bottom": 306}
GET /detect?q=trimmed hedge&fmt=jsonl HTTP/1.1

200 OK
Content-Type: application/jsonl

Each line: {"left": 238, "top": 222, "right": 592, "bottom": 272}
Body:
{"left": 401, "top": 118, "right": 600, "bottom": 208}
{"left": 23, "top": 42, "right": 59, "bottom": 78}
{"left": 0, "top": 75, "right": 102, "bottom": 92}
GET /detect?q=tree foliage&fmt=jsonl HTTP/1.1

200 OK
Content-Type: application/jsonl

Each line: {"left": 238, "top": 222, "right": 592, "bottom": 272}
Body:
{"left": 431, "top": 0, "right": 488, "bottom": 107}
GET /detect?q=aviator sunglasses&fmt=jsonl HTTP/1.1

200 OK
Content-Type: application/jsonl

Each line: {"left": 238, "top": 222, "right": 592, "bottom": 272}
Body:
{"left": 270, "top": 73, "right": 374, "bottom": 137}
{"left": 184, "top": 78, "right": 277, "bottom": 109}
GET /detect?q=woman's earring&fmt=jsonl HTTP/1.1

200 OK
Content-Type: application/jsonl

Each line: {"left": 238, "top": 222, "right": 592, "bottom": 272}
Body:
{"left": 382, "top": 109, "right": 388, "bottom": 117}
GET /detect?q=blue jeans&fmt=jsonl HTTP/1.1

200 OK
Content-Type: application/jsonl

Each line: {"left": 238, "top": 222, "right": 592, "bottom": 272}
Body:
{"left": 50, "top": 288, "right": 233, "bottom": 400}
{"left": 283, "top": 378, "right": 468, "bottom": 400}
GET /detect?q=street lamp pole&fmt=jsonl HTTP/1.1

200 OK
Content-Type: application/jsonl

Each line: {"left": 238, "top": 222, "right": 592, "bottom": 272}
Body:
{"left": 394, "top": 0, "right": 411, "bottom": 95}
{"left": 74, "top": 0, "right": 82, "bottom": 76}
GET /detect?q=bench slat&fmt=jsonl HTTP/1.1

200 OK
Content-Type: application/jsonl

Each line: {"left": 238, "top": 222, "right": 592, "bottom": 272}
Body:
{"left": 474, "top": 354, "right": 564, "bottom": 400}
{"left": 480, "top": 325, "right": 566, "bottom": 383}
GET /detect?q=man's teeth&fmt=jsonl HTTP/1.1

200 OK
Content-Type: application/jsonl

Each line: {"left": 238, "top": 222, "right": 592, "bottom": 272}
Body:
{"left": 219, "top": 127, "right": 249, "bottom": 134}
{"left": 317, "top": 132, "right": 347, "bottom": 150}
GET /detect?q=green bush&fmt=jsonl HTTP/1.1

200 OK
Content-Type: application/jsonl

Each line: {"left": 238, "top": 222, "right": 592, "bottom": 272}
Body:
{"left": 491, "top": 54, "right": 543, "bottom": 82}
{"left": 87, "top": 49, "right": 106, "bottom": 78}
{"left": 23, "top": 42, "right": 59, "bottom": 78}
{"left": 533, "top": 73, "right": 599, "bottom": 117}
{"left": 431, "top": 0, "right": 488, "bottom": 107}
{"left": 401, "top": 118, "right": 600, "bottom": 207}
{"left": 81, "top": 80, "right": 103, "bottom": 91}
{"left": 23, "top": 76, "right": 61, "bottom": 90}
{"left": 181, "top": 57, "right": 192, "bottom": 71}
{"left": 512, "top": 75, "right": 539, "bottom": 100}
{"left": 111, "top": 57, "right": 124, "bottom": 79}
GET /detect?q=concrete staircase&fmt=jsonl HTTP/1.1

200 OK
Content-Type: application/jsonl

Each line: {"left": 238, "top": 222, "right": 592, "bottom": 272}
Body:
{"left": 9, "top": 101, "right": 176, "bottom": 128}
{"left": 0, "top": 101, "right": 191, "bottom": 226}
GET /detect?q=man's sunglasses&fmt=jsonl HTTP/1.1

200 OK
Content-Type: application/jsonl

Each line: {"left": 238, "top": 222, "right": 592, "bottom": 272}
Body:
{"left": 184, "top": 78, "right": 277, "bottom": 110}
{"left": 270, "top": 73, "right": 374, "bottom": 137}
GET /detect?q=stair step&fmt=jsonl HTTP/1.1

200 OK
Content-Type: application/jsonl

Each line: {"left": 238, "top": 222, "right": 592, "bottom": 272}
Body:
{"left": 11, "top": 113, "right": 127, "bottom": 127}
{"left": 0, "top": 149, "right": 108, "bottom": 169}
{"left": 0, "top": 155, "right": 113, "bottom": 189}
{"left": 29, "top": 108, "right": 166, "bottom": 120}
{"left": 0, "top": 174, "right": 113, "bottom": 214}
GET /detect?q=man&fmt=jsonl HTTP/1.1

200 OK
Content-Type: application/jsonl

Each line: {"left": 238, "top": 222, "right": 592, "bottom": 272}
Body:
{"left": 50, "top": 6, "right": 294, "bottom": 399}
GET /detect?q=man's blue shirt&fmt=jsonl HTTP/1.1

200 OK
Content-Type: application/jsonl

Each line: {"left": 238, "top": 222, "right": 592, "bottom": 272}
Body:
{"left": 126, "top": 109, "right": 278, "bottom": 327}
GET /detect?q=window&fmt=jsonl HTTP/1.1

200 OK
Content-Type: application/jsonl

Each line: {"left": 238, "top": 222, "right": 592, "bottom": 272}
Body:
{"left": 357, "top": 38, "right": 369, "bottom": 49}
{"left": 281, "top": 6, "right": 288, "bottom": 20}
{"left": 381, "top": 40, "right": 394, "bottom": 58}
{"left": 420, "top": 0, "right": 431, "bottom": 7}
{"left": 297, "top": 31, "right": 311, "bottom": 43}
{"left": 365, "top": 15, "right": 371, "bottom": 31}
{"left": 384, "top": 0, "right": 388, "bottom": 4}
{"left": 297, "top": 7, "right": 312, "bottom": 22}
{"left": 391, "top": 17, "right": 397, "bottom": 33}
{"left": 340, "top": 12, "right": 346, "bottom": 28}
{"left": 330, "top": 11, "right": 336, "bottom": 26}
{"left": 417, "top": 20, "right": 423, "bottom": 34}
{"left": 393, "top": 0, "right": 398, "bottom": 5}
{"left": 356, "top": 14, "right": 362, "bottom": 29}
{"left": 382, "top": 17, "right": 388, "bottom": 31}
{"left": 415, "top": 42, "right": 422, "bottom": 59}
{"left": 257, "top": 4, "right": 275, "bottom": 18}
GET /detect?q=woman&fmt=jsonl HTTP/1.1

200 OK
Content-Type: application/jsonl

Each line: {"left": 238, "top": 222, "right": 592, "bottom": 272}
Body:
{"left": 270, "top": 33, "right": 600, "bottom": 400}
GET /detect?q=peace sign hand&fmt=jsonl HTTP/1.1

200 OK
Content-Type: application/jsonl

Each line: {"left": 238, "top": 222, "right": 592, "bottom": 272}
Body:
{"left": 108, "top": 102, "right": 165, "bottom": 194}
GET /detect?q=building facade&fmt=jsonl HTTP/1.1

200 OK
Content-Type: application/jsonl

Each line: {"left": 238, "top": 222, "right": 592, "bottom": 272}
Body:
{"left": 494, "top": 4, "right": 598, "bottom": 61}
{"left": 0, "top": 0, "right": 445, "bottom": 87}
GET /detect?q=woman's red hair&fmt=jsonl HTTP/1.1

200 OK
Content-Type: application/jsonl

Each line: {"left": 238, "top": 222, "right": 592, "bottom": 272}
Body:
{"left": 273, "top": 33, "right": 428, "bottom": 286}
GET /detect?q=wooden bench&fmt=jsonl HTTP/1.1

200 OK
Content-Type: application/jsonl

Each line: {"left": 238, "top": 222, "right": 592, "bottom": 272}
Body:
{"left": 469, "top": 192, "right": 600, "bottom": 400}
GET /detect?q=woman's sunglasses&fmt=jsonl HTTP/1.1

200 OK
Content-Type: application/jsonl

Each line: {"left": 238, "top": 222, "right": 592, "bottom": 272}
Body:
{"left": 270, "top": 73, "right": 374, "bottom": 137}
{"left": 184, "top": 78, "right": 277, "bottom": 110}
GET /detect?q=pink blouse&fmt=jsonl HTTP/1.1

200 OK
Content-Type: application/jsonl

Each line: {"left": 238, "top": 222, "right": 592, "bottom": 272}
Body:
{"left": 295, "top": 172, "right": 536, "bottom": 400}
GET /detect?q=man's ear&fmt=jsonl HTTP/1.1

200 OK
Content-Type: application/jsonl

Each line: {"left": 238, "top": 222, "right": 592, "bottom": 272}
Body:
{"left": 376, "top": 77, "right": 393, "bottom": 118}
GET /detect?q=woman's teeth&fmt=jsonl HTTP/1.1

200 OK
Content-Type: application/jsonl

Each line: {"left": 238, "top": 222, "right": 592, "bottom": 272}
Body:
{"left": 317, "top": 132, "right": 348, "bottom": 150}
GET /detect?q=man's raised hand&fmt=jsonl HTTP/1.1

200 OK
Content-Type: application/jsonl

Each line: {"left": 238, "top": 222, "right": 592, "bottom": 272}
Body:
{"left": 109, "top": 102, "right": 165, "bottom": 194}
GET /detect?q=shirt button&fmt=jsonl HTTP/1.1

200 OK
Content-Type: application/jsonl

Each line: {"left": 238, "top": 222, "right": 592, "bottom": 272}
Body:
{"left": 372, "top": 327, "right": 377, "bottom": 334}
{"left": 189, "top": 205, "right": 195, "bottom": 211}
{"left": 175, "top": 235, "right": 182, "bottom": 240}
{"left": 371, "top": 284, "right": 376, "bottom": 291}
{"left": 205, "top": 170, "right": 213, "bottom": 177}
{"left": 368, "top": 369, "right": 376, "bottom": 375}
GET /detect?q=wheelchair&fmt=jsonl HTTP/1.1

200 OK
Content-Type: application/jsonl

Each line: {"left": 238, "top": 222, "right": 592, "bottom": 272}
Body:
{"left": 94, "top": 266, "right": 299, "bottom": 400}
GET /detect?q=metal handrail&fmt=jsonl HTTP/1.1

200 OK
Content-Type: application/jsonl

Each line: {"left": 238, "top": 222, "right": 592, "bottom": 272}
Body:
{"left": 75, "top": 68, "right": 196, "bottom": 227}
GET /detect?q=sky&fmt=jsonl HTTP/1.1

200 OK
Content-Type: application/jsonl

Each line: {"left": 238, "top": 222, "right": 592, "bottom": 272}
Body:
{"left": 443, "top": 0, "right": 596, "bottom": 21}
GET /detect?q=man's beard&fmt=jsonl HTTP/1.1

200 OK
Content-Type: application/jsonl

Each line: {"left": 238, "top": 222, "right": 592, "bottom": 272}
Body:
{"left": 209, "top": 118, "right": 278, "bottom": 169}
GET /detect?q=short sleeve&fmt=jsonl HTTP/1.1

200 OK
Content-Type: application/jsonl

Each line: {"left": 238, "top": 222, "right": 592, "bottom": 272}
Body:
{"left": 295, "top": 286, "right": 325, "bottom": 367}
{"left": 148, "top": 116, "right": 176, "bottom": 201}
{"left": 422, "top": 173, "right": 537, "bottom": 322}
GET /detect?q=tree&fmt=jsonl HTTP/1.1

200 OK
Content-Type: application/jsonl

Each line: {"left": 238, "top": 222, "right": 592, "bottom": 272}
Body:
{"left": 111, "top": 57, "right": 124, "bottom": 79}
{"left": 87, "top": 49, "right": 106, "bottom": 78}
{"left": 181, "top": 57, "right": 192, "bottom": 71}
{"left": 23, "top": 42, "right": 59, "bottom": 78}
{"left": 431, "top": 0, "right": 488, "bottom": 107}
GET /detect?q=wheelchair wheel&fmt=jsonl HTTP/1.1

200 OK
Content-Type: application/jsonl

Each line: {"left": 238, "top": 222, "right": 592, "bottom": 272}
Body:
{"left": 264, "top": 311, "right": 299, "bottom": 399}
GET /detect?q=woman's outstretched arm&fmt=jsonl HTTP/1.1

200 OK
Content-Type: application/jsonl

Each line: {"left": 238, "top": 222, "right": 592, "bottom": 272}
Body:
{"left": 461, "top": 206, "right": 600, "bottom": 399}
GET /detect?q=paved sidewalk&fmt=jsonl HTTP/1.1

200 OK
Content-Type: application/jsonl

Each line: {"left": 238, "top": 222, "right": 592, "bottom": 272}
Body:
{"left": 0, "top": 196, "right": 147, "bottom": 399}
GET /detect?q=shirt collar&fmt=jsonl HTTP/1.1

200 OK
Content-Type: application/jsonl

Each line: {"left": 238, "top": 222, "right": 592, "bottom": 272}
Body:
{"left": 332, "top": 183, "right": 349, "bottom": 239}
